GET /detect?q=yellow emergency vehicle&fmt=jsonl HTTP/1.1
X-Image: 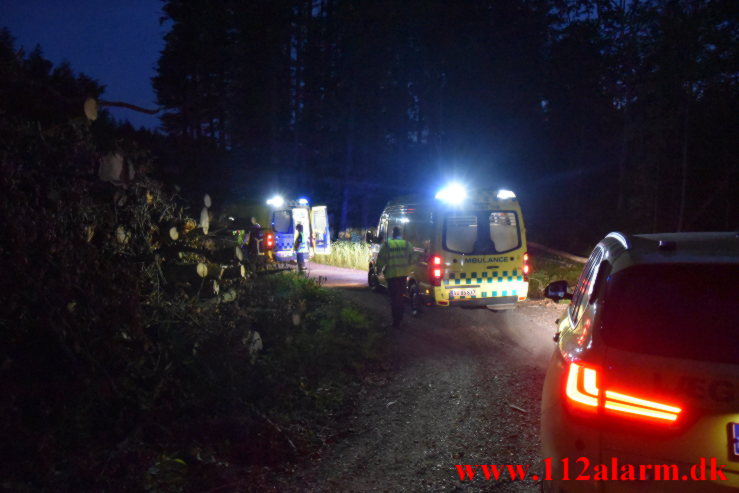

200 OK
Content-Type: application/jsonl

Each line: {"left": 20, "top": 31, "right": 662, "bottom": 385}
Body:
{"left": 367, "top": 185, "right": 530, "bottom": 312}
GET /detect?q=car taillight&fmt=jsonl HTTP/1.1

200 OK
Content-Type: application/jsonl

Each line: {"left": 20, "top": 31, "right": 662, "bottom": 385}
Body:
{"left": 522, "top": 252, "right": 530, "bottom": 280}
{"left": 430, "top": 255, "right": 443, "bottom": 286}
{"left": 265, "top": 232, "right": 274, "bottom": 250}
{"left": 565, "top": 362, "right": 682, "bottom": 423}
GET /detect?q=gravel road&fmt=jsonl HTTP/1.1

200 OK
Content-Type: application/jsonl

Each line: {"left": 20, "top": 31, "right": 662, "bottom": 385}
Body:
{"left": 281, "top": 263, "right": 567, "bottom": 492}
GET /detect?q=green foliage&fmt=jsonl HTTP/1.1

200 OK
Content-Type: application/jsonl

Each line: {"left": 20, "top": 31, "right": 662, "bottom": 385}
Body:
{"left": 312, "top": 240, "right": 370, "bottom": 271}
{"left": 0, "top": 39, "right": 381, "bottom": 492}
{"left": 251, "top": 274, "right": 379, "bottom": 414}
{"left": 527, "top": 253, "right": 583, "bottom": 299}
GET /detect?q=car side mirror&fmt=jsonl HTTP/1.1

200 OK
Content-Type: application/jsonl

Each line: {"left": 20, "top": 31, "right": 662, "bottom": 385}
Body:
{"left": 545, "top": 280, "right": 572, "bottom": 302}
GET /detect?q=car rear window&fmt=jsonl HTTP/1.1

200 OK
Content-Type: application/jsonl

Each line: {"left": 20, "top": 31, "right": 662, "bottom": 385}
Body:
{"left": 444, "top": 210, "right": 521, "bottom": 254}
{"left": 601, "top": 263, "right": 739, "bottom": 364}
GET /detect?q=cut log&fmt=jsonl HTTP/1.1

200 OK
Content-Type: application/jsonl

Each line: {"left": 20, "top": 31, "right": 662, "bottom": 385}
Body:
{"left": 200, "top": 287, "right": 238, "bottom": 305}
{"left": 152, "top": 225, "right": 179, "bottom": 249}
{"left": 115, "top": 225, "right": 130, "bottom": 244}
{"left": 221, "top": 288, "right": 237, "bottom": 303}
{"left": 199, "top": 207, "right": 210, "bottom": 235}
{"left": 99, "top": 153, "right": 134, "bottom": 185}
{"left": 183, "top": 218, "right": 197, "bottom": 234}
{"left": 162, "top": 263, "right": 201, "bottom": 286}
{"left": 245, "top": 330, "right": 262, "bottom": 363}
{"left": 99, "top": 153, "right": 124, "bottom": 182}
{"left": 84, "top": 97, "right": 98, "bottom": 121}
{"left": 221, "top": 265, "right": 246, "bottom": 280}
{"left": 196, "top": 262, "right": 222, "bottom": 279}
{"left": 200, "top": 279, "right": 220, "bottom": 298}
{"left": 211, "top": 246, "right": 243, "bottom": 264}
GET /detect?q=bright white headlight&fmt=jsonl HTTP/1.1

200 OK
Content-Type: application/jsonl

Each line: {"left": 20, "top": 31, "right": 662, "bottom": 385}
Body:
{"left": 435, "top": 183, "right": 467, "bottom": 204}
{"left": 496, "top": 189, "right": 516, "bottom": 200}
{"left": 267, "top": 195, "right": 285, "bottom": 207}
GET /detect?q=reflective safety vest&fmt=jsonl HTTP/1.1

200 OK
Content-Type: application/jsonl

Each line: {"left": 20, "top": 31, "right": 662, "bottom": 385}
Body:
{"left": 377, "top": 239, "right": 412, "bottom": 279}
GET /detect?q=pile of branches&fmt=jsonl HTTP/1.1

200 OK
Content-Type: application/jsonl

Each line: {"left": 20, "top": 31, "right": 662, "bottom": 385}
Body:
{"left": 0, "top": 37, "right": 379, "bottom": 491}
{"left": 0, "top": 119, "right": 274, "bottom": 491}
{"left": 0, "top": 118, "right": 380, "bottom": 493}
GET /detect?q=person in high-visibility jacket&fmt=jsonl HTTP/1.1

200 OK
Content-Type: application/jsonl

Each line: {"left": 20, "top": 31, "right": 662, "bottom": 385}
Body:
{"left": 376, "top": 226, "right": 413, "bottom": 328}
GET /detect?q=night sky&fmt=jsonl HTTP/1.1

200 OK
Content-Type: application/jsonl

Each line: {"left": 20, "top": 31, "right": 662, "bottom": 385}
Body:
{"left": 2, "top": 0, "right": 164, "bottom": 129}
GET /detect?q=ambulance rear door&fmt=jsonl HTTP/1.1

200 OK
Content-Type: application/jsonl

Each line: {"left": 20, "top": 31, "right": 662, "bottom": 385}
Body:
{"left": 292, "top": 206, "right": 311, "bottom": 255}
{"left": 310, "top": 205, "right": 331, "bottom": 255}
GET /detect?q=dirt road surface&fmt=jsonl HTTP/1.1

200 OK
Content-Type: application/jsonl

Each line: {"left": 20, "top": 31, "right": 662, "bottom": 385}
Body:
{"left": 281, "top": 263, "right": 566, "bottom": 492}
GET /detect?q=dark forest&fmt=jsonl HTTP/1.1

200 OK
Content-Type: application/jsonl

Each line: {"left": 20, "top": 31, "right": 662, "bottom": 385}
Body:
{"left": 152, "top": 0, "right": 737, "bottom": 251}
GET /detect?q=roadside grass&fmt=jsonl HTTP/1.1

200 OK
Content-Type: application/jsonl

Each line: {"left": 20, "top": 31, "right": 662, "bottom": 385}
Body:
{"left": 312, "top": 241, "right": 583, "bottom": 301}
{"left": 313, "top": 240, "right": 370, "bottom": 271}
{"left": 528, "top": 252, "right": 583, "bottom": 299}
{"left": 252, "top": 273, "right": 381, "bottom": 415}
{"left": 138, "top": 272, "right": 384, "bottom": 491}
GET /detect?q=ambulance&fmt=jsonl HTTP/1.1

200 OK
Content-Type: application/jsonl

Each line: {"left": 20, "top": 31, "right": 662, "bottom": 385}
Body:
{"left": 266, "top": 195, "right": 331, "bottom": 261}
{"left": 367, "top": 185, "right": 530, "bottom": 312}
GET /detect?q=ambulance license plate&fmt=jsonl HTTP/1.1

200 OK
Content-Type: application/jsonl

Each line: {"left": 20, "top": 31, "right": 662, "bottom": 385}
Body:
{"left": 450, "top": 289, "right": 476, "bottom": 297}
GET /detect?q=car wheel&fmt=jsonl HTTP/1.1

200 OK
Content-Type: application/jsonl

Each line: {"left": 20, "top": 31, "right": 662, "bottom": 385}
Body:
{"left": 409, "top": 283, "right": 422, "bottom": 316}
{"left": 368, "top": 267, "right": 382, "bottom": 292}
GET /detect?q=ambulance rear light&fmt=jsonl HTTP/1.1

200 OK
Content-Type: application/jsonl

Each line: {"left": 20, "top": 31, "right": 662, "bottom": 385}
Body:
{"left": 496, "top": 189, "right": 516, "bottom": 200}
{"left": 264, "top": 232, "right": 275, "bottom": 250}
{"left": 522, "top": 252, "right": 530, "bottom": 280}
{"left": 430, "top": 255, "right": 443, "bottom": 286}
{"left": 565, "top": 361, "right": 682, "bottom": 424}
